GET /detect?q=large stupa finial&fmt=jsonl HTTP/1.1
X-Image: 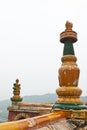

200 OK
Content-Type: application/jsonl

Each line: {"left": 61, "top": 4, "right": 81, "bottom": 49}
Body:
{"left": 53, "top": 21, "right": 87, "bottom": 110}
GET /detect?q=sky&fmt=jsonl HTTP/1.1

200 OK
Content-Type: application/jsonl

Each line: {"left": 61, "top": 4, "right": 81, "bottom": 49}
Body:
{"left": 0, "top": 0, "right": 87, "bottom": 100}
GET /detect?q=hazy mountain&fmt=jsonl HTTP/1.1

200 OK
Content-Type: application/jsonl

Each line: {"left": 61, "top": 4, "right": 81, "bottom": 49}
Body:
{"left": 0, "top": 93, "right": 87, "bottom": 122}
{"left": 23, "top": 93, "right": 57, "bottom": 103}
{"left": 0, "top": 99, "right": 11, "bottom": 122}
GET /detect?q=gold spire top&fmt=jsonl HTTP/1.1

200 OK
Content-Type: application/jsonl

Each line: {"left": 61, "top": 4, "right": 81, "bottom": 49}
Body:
{"left": 60, "top": 21, "right": 77, "bottom": 43}
{"left": 65, "top": 21, "right": 73, "bottom": 31}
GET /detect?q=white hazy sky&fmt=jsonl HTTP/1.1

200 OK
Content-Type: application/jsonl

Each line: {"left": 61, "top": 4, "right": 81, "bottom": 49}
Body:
{"left": 0, "top": 0, "right": 87, "bottom": 100}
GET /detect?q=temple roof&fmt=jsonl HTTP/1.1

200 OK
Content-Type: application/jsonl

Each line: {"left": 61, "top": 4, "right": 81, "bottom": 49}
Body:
{"left": 0, "top": 111, "right": 75, "bottom": 130}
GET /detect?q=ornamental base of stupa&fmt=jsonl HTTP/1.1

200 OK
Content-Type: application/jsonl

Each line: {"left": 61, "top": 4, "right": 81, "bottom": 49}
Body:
{"left": 56, "top": 97, "right": 83, "bottom": 104}
{"left": 52, "top": 103, "right": 87, "bottom": 110}
{"left": 56, "top": 86, "right": 83, "bottom": 104}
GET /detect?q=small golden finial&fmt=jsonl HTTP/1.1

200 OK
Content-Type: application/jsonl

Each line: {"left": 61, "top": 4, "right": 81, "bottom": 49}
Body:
{"left": 65, "top": 21, "right": 73, "bottom": 30}
{"left": 11, "top": 79, "right": 22, "bottom": 103}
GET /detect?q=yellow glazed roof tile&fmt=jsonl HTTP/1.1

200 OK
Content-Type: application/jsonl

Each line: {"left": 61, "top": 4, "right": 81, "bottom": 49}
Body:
{"left": 0, "top": 111, "right": 65, "bottom": 130}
